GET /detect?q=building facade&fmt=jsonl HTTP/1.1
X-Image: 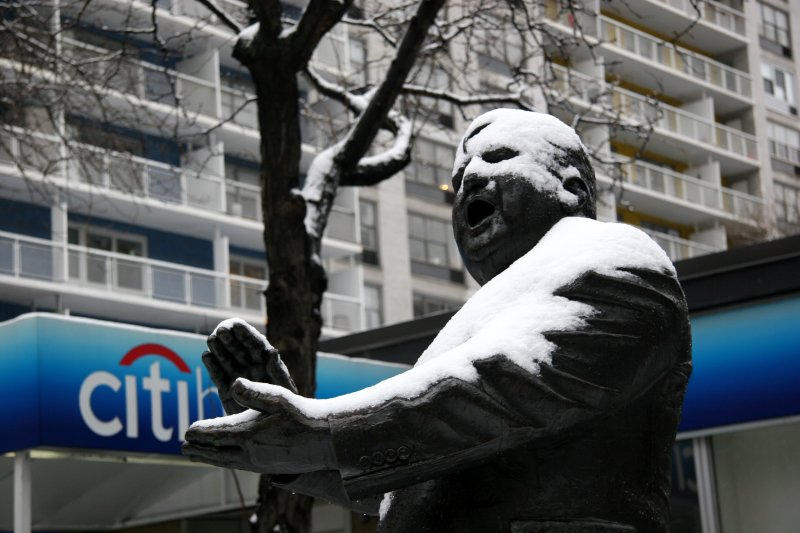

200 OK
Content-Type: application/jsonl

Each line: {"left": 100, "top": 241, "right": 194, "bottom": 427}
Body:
{"left": 1, "top": 0, "right": 799, "bottom": 331}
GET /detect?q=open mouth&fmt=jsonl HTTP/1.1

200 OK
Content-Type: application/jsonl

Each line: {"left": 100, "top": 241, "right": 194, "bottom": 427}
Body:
{"left": 466, "top": 198, "right": 496, "bottom": 229}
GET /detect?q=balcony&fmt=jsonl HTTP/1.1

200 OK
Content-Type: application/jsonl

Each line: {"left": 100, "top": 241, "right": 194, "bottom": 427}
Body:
{"left": 0, "top": 231, "right": 364, "bottom": 334}
{"left": 601, "top": 0, "right": 746, "bottom": 54}
{"left": 225, "top": 180, "right": 359, "bottom": 245}
{"left": 598, "top": 16, "right": 752, "bottom": 113}
{"left": 549, "top": 66, "right": 758, "bottom": 172}
{"left": 0, "top": 127, "right": 224, "bottom": 213}
{"left": 616, "top": 160, "right": 764, "bottom": 224}
{"left": 641, "top": 228, "right": 722, "bottom": 261}
{"left": 612, "top": 88, "right": 758, "bottom": 164}
{"left": 63, "top": 38, "right": 219, "bottom": 121}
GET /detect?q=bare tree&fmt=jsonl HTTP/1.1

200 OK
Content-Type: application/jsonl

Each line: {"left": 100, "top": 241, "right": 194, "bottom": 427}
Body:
{"left": 0, "top": 0, "right": 681, "bottom": 531}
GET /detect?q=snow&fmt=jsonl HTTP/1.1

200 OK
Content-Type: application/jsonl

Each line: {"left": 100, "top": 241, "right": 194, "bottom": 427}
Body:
{"left": 238, "top": 22, "right": 260, "bottom": 44}
{"left": 454, "top": 109, "right": 588, "bottom": 206}
{"left": 356, "top": 116, "right": 412, "bottom": 168}
{"left": 301, "top": 147, "right": 338, "bottom": 238}
{"left": 379, "top": 492, "right": 395, "bottom": 521}
{"left": 191, "top": 406, "right": 260, "bottom": 429}
{"left": 213, "top": 317, "right": 275, "bottom": 351}
{"left": 190, "top": 217, "right": 673, "bottom": 427}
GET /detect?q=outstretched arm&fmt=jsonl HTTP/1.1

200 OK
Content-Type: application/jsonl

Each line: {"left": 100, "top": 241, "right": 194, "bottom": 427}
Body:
{"left": 185, "top": 268, "right": 689, "bottom": 501}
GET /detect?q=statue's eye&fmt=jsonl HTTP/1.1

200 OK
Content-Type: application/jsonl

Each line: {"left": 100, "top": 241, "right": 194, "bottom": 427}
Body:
{"left": 451, "top": 166, "right": 465, "bottom": 193}
{"left": 481, "top": 147, "right": 519, "bottom": 163}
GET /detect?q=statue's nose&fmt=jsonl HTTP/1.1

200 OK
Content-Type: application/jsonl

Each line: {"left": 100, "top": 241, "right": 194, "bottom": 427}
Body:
{"left": 462, "top": 173, "right": 490, "bottom": 195}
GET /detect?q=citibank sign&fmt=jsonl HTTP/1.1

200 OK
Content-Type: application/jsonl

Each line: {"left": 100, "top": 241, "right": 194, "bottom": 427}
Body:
{"left": 0, "top": 313, "right": 407, "bottom": 456}
{"left": 79, "top": 344, "right": 218, "bottom": 443}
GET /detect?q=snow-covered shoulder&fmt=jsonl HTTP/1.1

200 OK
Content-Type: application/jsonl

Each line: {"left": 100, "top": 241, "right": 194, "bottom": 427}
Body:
{"left": 418, "top": 217, "right": 673, "bottom": 368}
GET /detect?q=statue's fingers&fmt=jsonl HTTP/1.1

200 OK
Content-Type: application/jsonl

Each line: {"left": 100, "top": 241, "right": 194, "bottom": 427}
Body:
{"left": 230, "top": 378, "right": 305, "bottom": 418}
{"left": 265, "top": 356, "right": 298, "bottom": 394}
{"left": 208, "top": 333, "right": 245, "bottom": 379}
{"left": 202, "top": 351, "right": 243, "bottom": 415}
{"left": 230, "top": 323, "right": 269, "bottom": 382}
{"left": 182, "top": 442, "right": 249, "bottom": 469}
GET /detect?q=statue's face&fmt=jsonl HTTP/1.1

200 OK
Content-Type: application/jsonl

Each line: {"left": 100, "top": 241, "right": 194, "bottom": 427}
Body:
{"left": 451, "top": 110, "right": 586, "bottom": 285}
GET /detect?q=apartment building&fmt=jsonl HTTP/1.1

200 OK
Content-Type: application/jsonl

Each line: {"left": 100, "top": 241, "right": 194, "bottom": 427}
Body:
{"left": 1, "top": 0, "right": 798, "bottom": 332}
{"left": 365, "top": 0, "right": 800, "bottom": 327}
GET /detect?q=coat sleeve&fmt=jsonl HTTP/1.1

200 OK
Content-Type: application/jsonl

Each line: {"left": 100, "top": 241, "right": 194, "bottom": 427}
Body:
{"left": 328, "top": 267, "right": 691, "bottom": 500}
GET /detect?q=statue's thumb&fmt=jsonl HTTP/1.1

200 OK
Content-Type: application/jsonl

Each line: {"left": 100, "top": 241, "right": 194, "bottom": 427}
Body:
{"left": 231, "top": 378, "right": 284, "bottom": 414}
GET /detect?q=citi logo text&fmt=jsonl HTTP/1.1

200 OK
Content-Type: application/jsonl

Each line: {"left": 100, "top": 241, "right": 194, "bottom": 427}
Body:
{"left": 79, "top": 343, "right": 218, "bottom": 442}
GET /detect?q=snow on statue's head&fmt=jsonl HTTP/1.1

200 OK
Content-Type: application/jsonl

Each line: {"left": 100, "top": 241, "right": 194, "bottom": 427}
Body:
{"left": 451, "top": 109, "right": 597, "bottom": 285}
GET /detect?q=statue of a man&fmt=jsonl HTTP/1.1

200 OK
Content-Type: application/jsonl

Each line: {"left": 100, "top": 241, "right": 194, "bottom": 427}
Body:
{"left": 184, "top": 109, "right": 692, "bottom": 533}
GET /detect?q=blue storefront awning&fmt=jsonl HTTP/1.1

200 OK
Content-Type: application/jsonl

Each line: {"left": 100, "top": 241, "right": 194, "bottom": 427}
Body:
{"left": 0, "top": 314, "right": 407, "bottom": 456}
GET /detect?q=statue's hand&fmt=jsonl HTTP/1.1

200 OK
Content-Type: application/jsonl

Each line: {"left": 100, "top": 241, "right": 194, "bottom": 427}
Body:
{"left": 204, "top": 320, "right": 298, "bottom": 415}
{"left": 182, "top": 378, "right": 335, "bottom": 474}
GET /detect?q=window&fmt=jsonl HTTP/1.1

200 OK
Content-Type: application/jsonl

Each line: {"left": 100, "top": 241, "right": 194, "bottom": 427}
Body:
{"left": 774, "top": 182, "right": 800, "bottom": 224}
{"left": 414, "top": 65, "right": 454, "bottom": 128}
{"left": 760, "top": 3, "right": 791, "bottom": 51}
{"left": 68, "top": 226, "right": 146, "bottom": 292}
{"left": 762, "top": 62, "right": 797, "bottom": 114}
{"left": 364, "top": 284, "right": 383, "bottom": 329}
{"left": 349, "top": 36, "right": 367, "bottom": 84}
{"left": 408, "top": 212, "right": 454, "bottom": 267}
{"left": 408, "top": 139, "right": 456, "bottom": 191}
{"left": 359, "top": 199, "right": 379, "bottom": 265}
{"left": 767, "top": 121, "right": 800, "bottom": 166}
{"left": 413, "top": 292, "right": 461, "bottom": 318}
{"left": 220, "top": 71, "right": 258, "bottom": 129}
{"left": 478, "top": 23, "right": 524, "bottom": 78}
{"left": 226, "top": 159, "right": 261, "bottom": 220}
{"left": 230, "top": 256, "right": 267, "bottom": 311}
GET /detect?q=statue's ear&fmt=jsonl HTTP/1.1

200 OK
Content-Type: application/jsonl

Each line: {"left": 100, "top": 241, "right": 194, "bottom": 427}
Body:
{"left": 562, "top": 176, "right": 590, "bottom": 215}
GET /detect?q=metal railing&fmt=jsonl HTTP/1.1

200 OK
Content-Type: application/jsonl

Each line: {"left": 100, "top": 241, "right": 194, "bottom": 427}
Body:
{"left": 226, "top": 181, "right": 262, "bottom": 221}
{"left": 63, "top": 38, "right": 218, "bottom": 118}
{"left": 549, "top": 65, "right": 758, "bottom": 161}
{"left": 0, "top": 127, "right": 225, "bottom": 212}
{"left": 612, "top": 88, "right": 758, "bottom": 160}
{"left": 618, "top": 160, "right": 763, "bottom": 222}
{"left": 321, "top": 293, "right": 363, "bottom": 332}
{"left": 641, "top": 228, "right": 722, "bottom": 261}
{"left": 652, "top": 0, "right": 745, "bottom": 36}
{"left": 600, "top": 16, "right": 752, "bottom": 99}
{"left": 220, "top": 85, "right": 259, "bottom": 130}
{"left": 0, "top": 230, "right": 364, "bottom": 332}
{"left": 769, "top": 139, "right": 800, "bottom": 167}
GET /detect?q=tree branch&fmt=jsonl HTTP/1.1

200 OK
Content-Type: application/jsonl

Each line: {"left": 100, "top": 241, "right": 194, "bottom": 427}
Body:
{"left": 286, "top": 0, "right": 354, "bottom": 68}
{"left": 192, "top": 0, "right": 243, "bottom": 34}
{"left": 342, "top": 115, "right": 413, "bottom": 186}
{"left": 401, "top": 84, "right": 534, "bottom": 110}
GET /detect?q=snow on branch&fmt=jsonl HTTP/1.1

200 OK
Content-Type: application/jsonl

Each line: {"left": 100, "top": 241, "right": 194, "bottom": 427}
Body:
{"left": 343, "top": 114, "right": 413, "bottom": 186}
{"left": 401, "top": 84, "right": 534, "bottom": 111}
{"left": 303, "top": 66, "right": 372, "bottom": 115}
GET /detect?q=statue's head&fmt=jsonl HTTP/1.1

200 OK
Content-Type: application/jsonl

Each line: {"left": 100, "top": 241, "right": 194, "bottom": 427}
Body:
{"left": 451, "top": 109, "right": 597, "bottom": 285}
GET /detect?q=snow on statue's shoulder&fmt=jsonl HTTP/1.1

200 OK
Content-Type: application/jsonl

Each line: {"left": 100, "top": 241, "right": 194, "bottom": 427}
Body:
{"left": 417, "top": 218, "right": 674, "bottom": 370}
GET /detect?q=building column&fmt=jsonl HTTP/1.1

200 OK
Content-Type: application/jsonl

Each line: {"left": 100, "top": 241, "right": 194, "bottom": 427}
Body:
{"left": 51, "top": 198, "right": 69, "bottom": 283}
{"left": 213, "top": 227, "right": 230, "bottom": 308}
{"left": 694, "top": 437, "right": 721, "bottom": 533}
{"left": 14, "top": 450, "right": 32, "bottom": 533}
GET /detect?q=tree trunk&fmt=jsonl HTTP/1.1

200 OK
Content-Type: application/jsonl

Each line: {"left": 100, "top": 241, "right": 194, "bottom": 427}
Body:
{"left": 250, "top": 52, "right": 324, "bottom": 533}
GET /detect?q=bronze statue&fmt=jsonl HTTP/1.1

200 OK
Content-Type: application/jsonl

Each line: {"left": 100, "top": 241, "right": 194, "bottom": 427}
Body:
{"left": 183, "top": 109, "right": 692, "bottom": 532}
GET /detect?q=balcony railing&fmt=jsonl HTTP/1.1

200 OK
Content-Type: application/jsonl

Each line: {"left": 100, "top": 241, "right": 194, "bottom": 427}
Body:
{"left": 618, "top": 160, "right": 764, "bottom": 222}
{"left": 613, "top": 88, "right": 758, "bottom": 160}
{"left": 0, "top": 231, "right": 364, "bottom": 332}
{"left": 769, "top": 139, "right": 800, "bottom": 167}
{"left": 600, "top": 16, "right": 752, "bottom": 99}
{"left": 220, "top": 85, "right": 259, "bottom": 130}
{"left": 549, "top": 65, "right": 758, "bottom": 161}
{"left": 651, "top": 0, "right": 745, "bottom": 36}
{"left": 0, "top": 128, "right": 225, "bottom": 213}
{"left": 641, "top": 228, "right": 722, "bottom": 261}
{"left": 63, "top": 38, "right": 219, "bottom": 118}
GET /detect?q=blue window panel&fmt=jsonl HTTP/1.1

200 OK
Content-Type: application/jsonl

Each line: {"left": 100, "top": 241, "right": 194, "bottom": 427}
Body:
{"left": 0, "top": 198, "right": 51, "bottom": 238}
